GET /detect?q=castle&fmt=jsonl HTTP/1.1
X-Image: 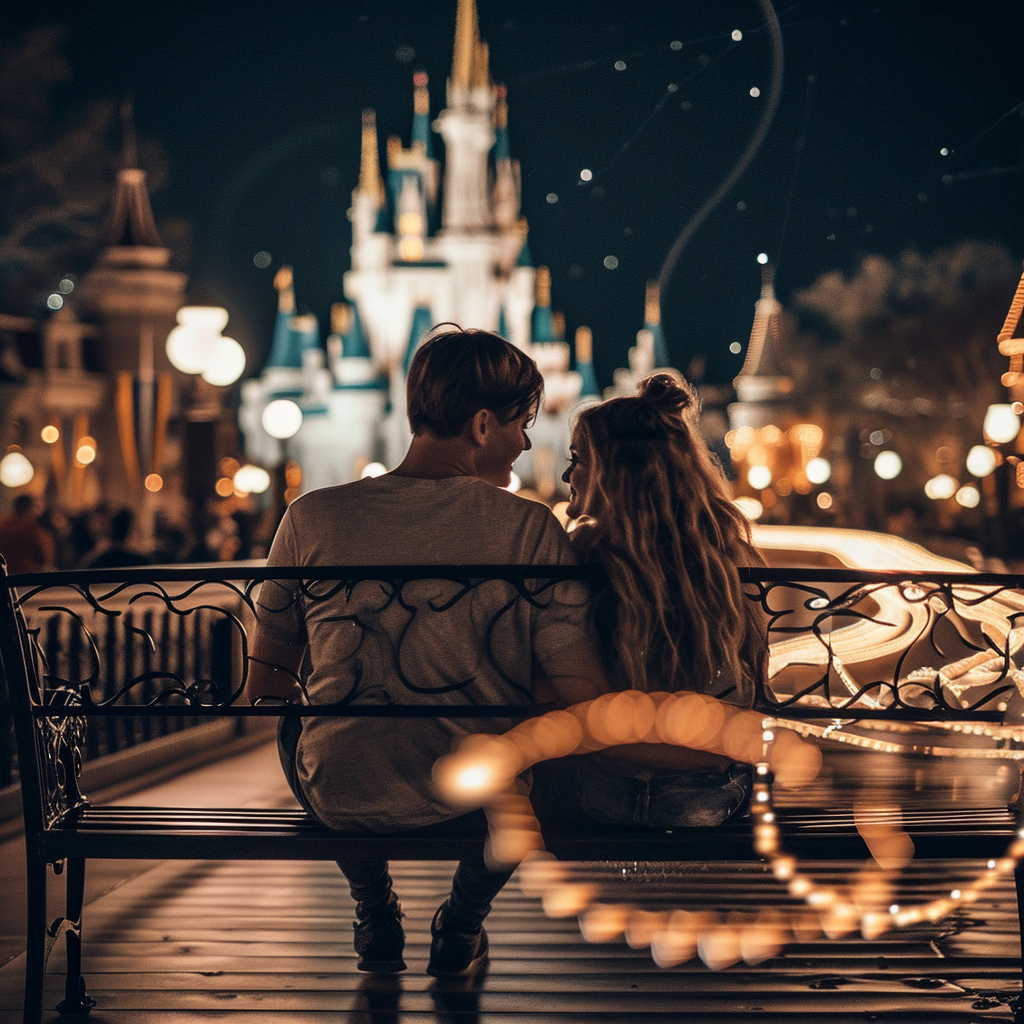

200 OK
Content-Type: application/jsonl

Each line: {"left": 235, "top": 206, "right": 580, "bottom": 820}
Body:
{"left": 237, "top": 0, "right": 673, "bottom": 501}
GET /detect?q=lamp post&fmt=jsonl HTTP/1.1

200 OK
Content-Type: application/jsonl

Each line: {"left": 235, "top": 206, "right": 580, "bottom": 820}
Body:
{"left": 166, "top": 305, "right": 247, "bottom": 557}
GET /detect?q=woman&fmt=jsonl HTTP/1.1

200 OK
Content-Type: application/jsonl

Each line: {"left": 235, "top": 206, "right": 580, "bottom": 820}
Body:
{"left": 532, "top": 372, "right": 769, "bottom": 829}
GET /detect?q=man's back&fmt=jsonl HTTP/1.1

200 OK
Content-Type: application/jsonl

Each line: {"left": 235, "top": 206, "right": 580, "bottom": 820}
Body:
{"left": 257, "top": 474, "right": 590, "bottom": 831}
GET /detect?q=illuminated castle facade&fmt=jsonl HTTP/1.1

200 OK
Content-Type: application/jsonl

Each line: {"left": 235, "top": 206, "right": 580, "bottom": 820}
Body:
{"left": 239, "top": 0, "right": 672, "bottom": 499}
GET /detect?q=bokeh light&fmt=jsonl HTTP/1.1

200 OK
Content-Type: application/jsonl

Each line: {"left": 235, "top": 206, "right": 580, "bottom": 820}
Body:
{"left": 955, "top": 484, "right": 980, "bottom": 508}
{"left": 873, "top": 450, "right": 902, "bottom": 479}
{"left": 924, "top": 473, "right": 957, "bottom": 500}
{"left": 983, "top": 404, "right": 1020, "bottom": 444}
{"left": 261, "top": 399, "right": 303, "bottom": 439}
{"left": 805, "top": 457, "right": 831, "bottom": 485}
{"left": 234, "top": 464, "right": 271, "bottom": 494}
{"left": 144, "top": 473, "right": 163, "bottom": 492}
{"left": 747, "top": 464, "right": 772, "bottom": 490}
{"left": 0, "top": 451, "right": 34, "bottom": 488}
{"left": 360, "top": 461, "right": 387, "bottom": 479}
{"left": 965, "top": 445, "right": 997, "bottom": 478}
{"left": 40, "top": 425, "right": 59, "bottom": 444}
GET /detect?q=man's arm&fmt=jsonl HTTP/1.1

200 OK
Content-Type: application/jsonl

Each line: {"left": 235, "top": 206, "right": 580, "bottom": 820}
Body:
{"left": 245, "top": 625, "right": 307, "bottom": 705}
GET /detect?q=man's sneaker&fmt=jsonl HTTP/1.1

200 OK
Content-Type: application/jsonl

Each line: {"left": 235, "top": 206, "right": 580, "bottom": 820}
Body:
{"left": 353, "top": 894, "right": 406, "bottom": 973}
{"left": 426, "top": 900, "right": 489, "bottom": 978}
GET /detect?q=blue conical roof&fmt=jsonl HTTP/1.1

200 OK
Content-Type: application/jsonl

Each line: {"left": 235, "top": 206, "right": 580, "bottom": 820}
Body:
{"left": 516, "top": 237, "right": 533, "bottom": 268}
{"left": 411, "top": 72, "right": 434, "bottom": 159}
{"left": 291, "top": 314, "right": 321, "bottom": 356}
{"left": 404, "top": 304, "right": 433, "bottom": 372}
{"left": 497, "top": 306, "right": 509, "bottom": 340}
{"left": 266, "top": 308, "right": 302, "bottom": 369}
{"left": 532, "top": 306, "right": 555, "bottom": 344}
{"left": 578, "top": 358, "right": 600, "bottom": 398}
{"left": 647, "top": 322, "right": 670, "bottom": 368}
{"left": 343, "top": 304, "right": 372, "bottom": 360}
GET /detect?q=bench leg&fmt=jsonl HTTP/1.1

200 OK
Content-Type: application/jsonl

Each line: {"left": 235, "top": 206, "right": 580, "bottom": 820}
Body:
{"left": 1015, "top": 861, "right": 1024, "bottom": 1024}
{"left": 54, "top": 858, "right": 95, "bottom": 1016}
{"left": 23, "top": 853, "right": 46, "bottom": 1024}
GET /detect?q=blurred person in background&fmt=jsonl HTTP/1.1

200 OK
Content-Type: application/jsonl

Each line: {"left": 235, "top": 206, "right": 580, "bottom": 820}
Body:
{"left": 0, "top": 494, "right": 55, "bottom": 574}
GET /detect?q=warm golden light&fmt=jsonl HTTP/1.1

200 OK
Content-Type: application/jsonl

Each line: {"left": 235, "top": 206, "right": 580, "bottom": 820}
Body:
{"left": 360, "top": 461, "right": 387, "bottom": 479}
{"left": 215, "top": 477, "right": 235, "bottom": 497}
{"left": 41, "top": 425, "right": 59, "bottom": 444}
{"left": 144, "top": 473, "right": 163, "bottom": 492}
{"left": 747, "top": 464, "right": 772, "bottom": 489}
{"left": 965, "top": 444, "right": 997, "bottom": 478}
{"left": 75, "top": 437, "right": 96, "bottom": 466}
{"left": 234, "top": 464, "right": 271, "bottom": 494}
{"left": 873, "top": 450, "right": 902, "bottom": 479}
{"left": 955, "top": 484, "right": 980, "bottom": 508}
{"left": 805, "top": 457, "right": 831, "bottom": 484}
{"left": 924, "top": 473, "right": 957, "bottom": 500}
{"left": 983, "top": 403, "right": 1020, "bottom": 444}
{"left": 0, "top": 451, "right": 34, "bottom": 488}
{"left": 262, "top": 399, "right": 303, "bottom": 439}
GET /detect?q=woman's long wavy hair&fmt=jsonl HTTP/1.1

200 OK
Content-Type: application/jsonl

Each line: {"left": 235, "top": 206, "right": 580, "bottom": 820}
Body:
{"left": 571, "top": 374, "right": 767, "bottom": 707}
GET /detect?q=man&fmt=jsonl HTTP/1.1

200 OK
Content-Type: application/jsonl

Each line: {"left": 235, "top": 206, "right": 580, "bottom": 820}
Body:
{"left": 246, "top": 328, "right": 605, "bottom": 978}
{"left": 0, "top": 494, "right": 55, "bottom": 574}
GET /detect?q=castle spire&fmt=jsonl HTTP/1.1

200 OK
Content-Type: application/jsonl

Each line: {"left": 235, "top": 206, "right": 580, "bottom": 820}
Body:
{"left": 102, "top": 96, "right": 163, "bottom": 250}
{"left": 451, "top": 0, "right": 482, "bottom": 91}
{"left": 735, "top": 264, "right": 787, "bottom": 382}
{"left": 357, "top": 109, "right": 385, "bottom": 207}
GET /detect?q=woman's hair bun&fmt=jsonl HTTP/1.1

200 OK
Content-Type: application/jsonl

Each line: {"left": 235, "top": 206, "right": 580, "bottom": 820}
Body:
{"left": 636, "top": 373, "right": 697, "bottom": 419}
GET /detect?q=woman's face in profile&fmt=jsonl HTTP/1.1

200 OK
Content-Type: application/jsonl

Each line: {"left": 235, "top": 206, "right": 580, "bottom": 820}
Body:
{"left": 563, "top": 430, "right": 592, "bottom": 519}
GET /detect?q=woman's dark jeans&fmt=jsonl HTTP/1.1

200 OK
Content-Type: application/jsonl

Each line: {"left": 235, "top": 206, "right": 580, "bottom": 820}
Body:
{"left": 531, "top": 754, "right": 752, "bottom": 831}
{"left": 277, "top": 716, "right": 511, "bottom": 926}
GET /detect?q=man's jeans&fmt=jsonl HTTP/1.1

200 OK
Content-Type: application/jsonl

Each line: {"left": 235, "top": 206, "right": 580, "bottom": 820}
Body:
{"left": 277, "top": 716, "right": 512, "bottom": 926}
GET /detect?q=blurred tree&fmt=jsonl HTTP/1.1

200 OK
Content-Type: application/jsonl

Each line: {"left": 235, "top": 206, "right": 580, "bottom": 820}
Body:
{"left": 0, "top": 24, "right": 186, "bottom": 316}
{"left": 784, "top": 242, "right": 1020, "bottom": 532}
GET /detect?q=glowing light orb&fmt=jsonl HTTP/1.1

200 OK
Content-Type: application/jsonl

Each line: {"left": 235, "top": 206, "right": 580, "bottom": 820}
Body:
{"left": 506, "top": 471, "right": 522, "bottom": 493}
{"left": 144, "top": 473, "right": 163, "bottom": 492}
{"left": 201, "top": 336, "right": 246, "bottom": 386}
{"left": 955, "top": 484, "right": 980, "bottom": 509}
{"left": 747, "top": 464, "right": 772, "bottom": 490}
{"left": 579, "top": 169, "right": 593, "bottom": 182}
{"left": 966, "top": 445, "right": 997, "bottom": 478}
{"left": 261, "top": 399, "right": 303, "bottom": 439}
{"left": 749, "top": 86, "right": 761, "bottom": 98}
{"left": 733, "top": 496, "right": 763, "bottom": 520}
{"left": 360, "top": 461, "right": 387, "bottom": 479}
{"left": 46, "top": 293, "right": 63, "bottom": 311}
{"left": 983, "top": 404, "right": 1021, "bottom": 444}
{"left": 731, "top": 29, "right": 743, "bottom": 40}
{"left": 75, "top": 438, "right": 96, "bottom": 465}
{"left": 167, "top": 306, "right": 229, "bottom": 375}
{"left": 816, "top": 492, "right": 833, "bottom": 510}
{"left": 603, "top": 255, "right": 619, "bottom": 270}
{"left": 0, "top": 451, "right": 34, "bottom": 488}
{"left": 233, "top": 464, "right": 271, "bottom": 494}
{"left": 924, "top": 474, "right": 957, "bottom": 500}
{"left": 729, "top": 342, "right": 742, "bottom": 354}
{"left": 805, "top": 457, "right": 831, "bottom": 485}
{"left": 757, "top": 252, "right": 769, "bottom": 265}
{"left": 873, "top": 450, "right": 902, "bottom": 480}
{"left": 40, "top": 426, "right": 59, "bottom": 444}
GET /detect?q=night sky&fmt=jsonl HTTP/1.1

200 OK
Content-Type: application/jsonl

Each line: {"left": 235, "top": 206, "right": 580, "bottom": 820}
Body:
{"left": 4, "top": 0, "right": 1023, "bottom": 386}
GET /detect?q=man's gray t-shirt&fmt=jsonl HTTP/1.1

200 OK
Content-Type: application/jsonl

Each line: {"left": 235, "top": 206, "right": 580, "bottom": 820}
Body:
{"left": 256, "top": 474, "right": 592, "bottom": 831}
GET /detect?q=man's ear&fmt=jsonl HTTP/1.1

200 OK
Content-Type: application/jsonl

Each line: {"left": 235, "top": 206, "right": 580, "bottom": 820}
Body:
{"left": 466, "top": 408, "right": 490, "bottom": 447}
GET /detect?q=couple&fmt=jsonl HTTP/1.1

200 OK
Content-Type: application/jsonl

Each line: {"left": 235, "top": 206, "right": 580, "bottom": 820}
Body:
{"left": 246, "top": 327, "right": 766, "bottom": 979}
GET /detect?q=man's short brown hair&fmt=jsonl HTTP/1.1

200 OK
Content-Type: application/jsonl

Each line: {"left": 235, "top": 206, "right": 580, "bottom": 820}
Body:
{"left": 406, "top": 327, "right": 544, "bottom": 438}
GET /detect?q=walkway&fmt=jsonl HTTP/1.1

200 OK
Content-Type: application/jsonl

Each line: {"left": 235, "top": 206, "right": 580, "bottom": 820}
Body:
{"left": 0, "top": 742, "right": 1020, "bottom": 1022}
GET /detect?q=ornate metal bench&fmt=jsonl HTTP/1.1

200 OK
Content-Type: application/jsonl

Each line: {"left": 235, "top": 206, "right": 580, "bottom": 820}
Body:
{"left": 3, "top": 561, "right": 1023, "bottom": 1023}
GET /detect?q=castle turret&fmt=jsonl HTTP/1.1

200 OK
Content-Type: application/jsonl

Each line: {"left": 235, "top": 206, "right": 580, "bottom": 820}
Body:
{"left": 491, "top": 84, "right": 521, "bottom": 230}
{"left": 644, "top": 280, "right": 672, "bottom": 369}
{"left": 351, "top": 110, "right": 387, "bottom": 261}
{"left": 575, "top": 325, "right": 601, "bottom": 399}
{"left": 265, "top": 266, "right": 301, "bottom": 370}
{"left": 729, "top": 265, "right": 795, "bottom": 430}
{"left": 531, "top": 266, "right": 557, "bottom": 343}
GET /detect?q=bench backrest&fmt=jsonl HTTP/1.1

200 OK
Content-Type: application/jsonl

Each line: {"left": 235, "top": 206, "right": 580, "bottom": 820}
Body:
{"left": 2, "top": 562, "right": 1023, "bottom": 834}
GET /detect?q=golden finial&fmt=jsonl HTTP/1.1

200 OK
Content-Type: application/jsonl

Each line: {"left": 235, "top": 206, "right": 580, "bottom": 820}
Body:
{"left": 575, "top": 326, "right": 593, "bottom": 364}
{"left": 536, "top": 266, "right": 551, "bottom": 307}
{"left": 645, "top": 280, "right": 661, "bottom": 325}
{"left": 552, "top": 311, "right": 565, "bottom": 340}
{"left": 472, "top": 40, "right": 491, "bottom": 89}
{"left": 330, "top": 302, "right": 351, "bottom": 336}
{"left": 451, "top": 0, "right": 479, "bottom": 89}
{"left": 358, "top": 109, "right": 385, "bottom": 206}
{"left": 387, "top": 135, "right": 402, "bottom": 167}
{"left": 274, "top": 266, "right": 295, "bottom": 314}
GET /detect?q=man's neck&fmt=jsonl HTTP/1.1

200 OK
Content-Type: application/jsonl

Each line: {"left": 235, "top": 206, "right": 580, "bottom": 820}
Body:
{"left": 390, "top": 434, "right": 478, "bottom": 480}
